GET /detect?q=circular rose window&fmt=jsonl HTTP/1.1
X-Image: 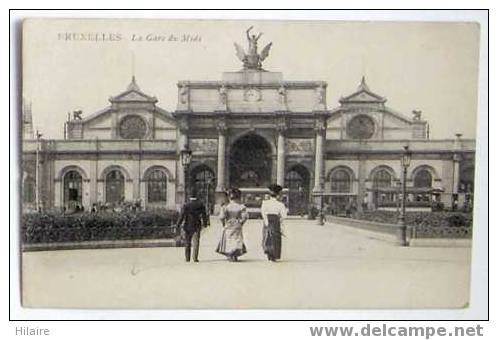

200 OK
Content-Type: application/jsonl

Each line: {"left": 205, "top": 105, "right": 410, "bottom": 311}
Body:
{"left": 119, "top": 115, "right": 147, "bottom": 139}
{"left": 346, "top": 115, "right": 375, "bottom": 139}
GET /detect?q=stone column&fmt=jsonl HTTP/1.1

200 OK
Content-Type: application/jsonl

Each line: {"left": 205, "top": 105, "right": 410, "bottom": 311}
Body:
{"left": 276, "top": 117, "right": 287, "bottom": 186}
{"left": 453, "top": 153, "right": 461, "bottom": 193}
{"left": 214, "top": 119, "right": 227, "bottom": 215}
{"left": 276, "top": 132, "right": 285, "bottom": 186}
{"left": 313, "top": 120, "right": 326, "bottom": 193}
{"left": 216, "top": 125, "right": 227, "bottom": 192}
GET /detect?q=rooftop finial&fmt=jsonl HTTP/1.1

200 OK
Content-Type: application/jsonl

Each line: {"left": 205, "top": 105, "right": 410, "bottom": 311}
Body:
{"left": 127, "top": 75, "right": 140, "bottom": 91}
{"left": 358, "top": 75, "right": 370, "bottom": 91}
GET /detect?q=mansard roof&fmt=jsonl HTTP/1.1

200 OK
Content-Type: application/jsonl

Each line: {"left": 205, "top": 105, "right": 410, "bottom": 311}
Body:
{"left": 339, "top": 76, "right": 387, "bottom": 104}
{"left": 109, "top": 76, "right": 158, "bottom": 103}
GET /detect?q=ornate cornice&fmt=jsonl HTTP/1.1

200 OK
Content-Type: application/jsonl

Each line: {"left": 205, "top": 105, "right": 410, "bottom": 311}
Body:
{"left": 175, "top": 80, "right": 327, "bottom": 90}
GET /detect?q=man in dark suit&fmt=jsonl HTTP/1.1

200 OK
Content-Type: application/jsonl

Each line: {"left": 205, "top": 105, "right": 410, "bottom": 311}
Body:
{"left": 176, "top": 196, "right": 208, "bottom": 262}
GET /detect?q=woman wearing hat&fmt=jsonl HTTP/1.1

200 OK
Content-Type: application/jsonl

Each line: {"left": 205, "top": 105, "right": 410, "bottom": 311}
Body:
{"left": 261, "top": 184, "right": 288, "bottom": 262}
{"left": 216, "top": 188, "right": 249, "bottom": 262}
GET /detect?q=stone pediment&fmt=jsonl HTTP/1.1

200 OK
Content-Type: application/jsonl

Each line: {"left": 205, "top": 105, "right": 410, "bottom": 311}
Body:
{"left": 340, "top": 90, "right": 386, "bottom": 104}
{"left": 109, "top": 76, "right": 158, "bottom": 103}
{"left": 339, "top": 77, "right": 386, "bottom": 104}
{"left": 111, "top": 90, "right": 156, "bottom": 103}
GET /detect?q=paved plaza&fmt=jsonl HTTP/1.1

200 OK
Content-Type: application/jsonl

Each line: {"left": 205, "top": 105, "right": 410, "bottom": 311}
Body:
{"left": 22, "top": 218, "right": 471, "bottom": 309}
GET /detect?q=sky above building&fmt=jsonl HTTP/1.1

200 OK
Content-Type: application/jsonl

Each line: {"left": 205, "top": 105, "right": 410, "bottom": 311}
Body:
{"left": 22, "top": 19, "right": 480, "bottom": 139}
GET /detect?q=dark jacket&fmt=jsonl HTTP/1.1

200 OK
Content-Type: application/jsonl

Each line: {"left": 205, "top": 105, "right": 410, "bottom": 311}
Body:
{"left": 177, "top": 199, "right": 208, "bottom": 232}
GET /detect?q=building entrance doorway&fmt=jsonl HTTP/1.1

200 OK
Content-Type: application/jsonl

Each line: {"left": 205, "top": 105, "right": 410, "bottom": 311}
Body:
{"left": 190, "top": 165, "right": 216, "bottom": 213}
{"left": 63, "top": 170, "right": 83, "bottom": 209}
{"left": 229, "top": 134, "right": 272, "bottom": 188}
{"left": 105, "top": 170, "right": 125, "bottom": 204}
{"left": 285, "top": 165, "right": 310, "bottom": 215}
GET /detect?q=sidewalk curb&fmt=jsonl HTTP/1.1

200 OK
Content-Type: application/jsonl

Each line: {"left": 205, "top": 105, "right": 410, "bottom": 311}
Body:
{"left": 409, "top": 238, "right": 472, "bottom": 248}
{"left": 328, "top": 222, "right": 472, "bottom": 248}
{"left": 22, "top": 238, "right": 180, "bottom": 252}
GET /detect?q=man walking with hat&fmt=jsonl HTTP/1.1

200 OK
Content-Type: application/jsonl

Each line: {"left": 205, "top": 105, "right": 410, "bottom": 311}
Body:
{"left": 176, "top": 194, "right": 208, "bottom": 262}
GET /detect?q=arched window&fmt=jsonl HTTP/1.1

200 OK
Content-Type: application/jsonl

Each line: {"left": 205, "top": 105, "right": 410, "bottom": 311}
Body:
{"left": 22, "top": 172, "right": 35, "bottom": 203}
{"left": 330, "top": 169, "right": 352, "bottom": 193}
{"left": 414, "top": 169, "right": 432, "bottom": 188}
{"left": 285, "top": 165, "right": 311, "bottom": 215}
{"left": 146, "top": 169, "right": 168, "bottom": 203}
{"left": 372, "top": 168, "right": 395, "bottom": 207}
{"left": 64, "top": 170, "right": 83, "bottom": 208}
{"left": 105, "top": 169, "right": 125, "bottom": 203}
{"left": 285, "top": 169, "right": 307, "bottom": 190}
{"left": 373, "top": 169, "right": 393, "bottom": 188}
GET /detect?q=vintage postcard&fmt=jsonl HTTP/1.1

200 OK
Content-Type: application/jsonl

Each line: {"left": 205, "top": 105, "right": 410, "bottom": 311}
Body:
{"left": 19, "top": 18, "right": 480, "bottom": 310}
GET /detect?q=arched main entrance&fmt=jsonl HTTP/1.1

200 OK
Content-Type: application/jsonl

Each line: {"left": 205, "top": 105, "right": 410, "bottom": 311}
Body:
{"left": 285, "top": 164, "right": 310, "bottom": 215}
{"left": 229, "top": 134, "right": 272, "bottom": 188}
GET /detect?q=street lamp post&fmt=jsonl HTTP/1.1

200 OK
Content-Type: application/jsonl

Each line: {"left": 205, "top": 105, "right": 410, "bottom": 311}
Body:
{"left": 180, "top": 146, "right": 192, "bottom": 204}
{"left": 398, "top": 145, "right": 412, "bottom": 246}
{"left": 205, "top": 177, "right": 212, "bottom": 217}
{"left": 315, "top": 181, "right": 325, "bottom": 226}
{"left": 318, "top": 193, "right": 325, "bottom": 225}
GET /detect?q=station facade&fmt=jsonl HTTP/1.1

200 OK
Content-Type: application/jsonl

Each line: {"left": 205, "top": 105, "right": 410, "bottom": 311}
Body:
{"left": 21, "top": 42, "right": 475, "bottom": 215}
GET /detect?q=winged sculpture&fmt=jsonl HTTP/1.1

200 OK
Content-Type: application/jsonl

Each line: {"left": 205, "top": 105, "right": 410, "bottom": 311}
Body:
{"left": 234, "top": 26, "right": 273, "bottom": 70}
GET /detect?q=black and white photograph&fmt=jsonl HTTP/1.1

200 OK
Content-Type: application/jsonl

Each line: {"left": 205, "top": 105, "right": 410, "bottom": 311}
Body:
{"left": 14, "top": 14, "right": 486, "bottom": 314}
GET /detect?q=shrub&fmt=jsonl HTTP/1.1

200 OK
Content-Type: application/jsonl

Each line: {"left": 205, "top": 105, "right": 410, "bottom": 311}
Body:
{"left": 350, "top": 210, "right": 473, "bottom": 238}
{"left": 353, "top": 211, "right": 472, "bottom": 228}
{"left": 21, "top": 210, "right": 179, "bottom": 244}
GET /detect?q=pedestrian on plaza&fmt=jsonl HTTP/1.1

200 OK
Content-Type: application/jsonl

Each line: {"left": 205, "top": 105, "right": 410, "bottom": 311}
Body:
{"left": 216, "top": 188, "right": 249, "bottom": 262}
{"left": 176, "top": 194, "right": 209, "bottom": 263}
{"left": 261, "top": 184, "right": 288, "bottom": 262}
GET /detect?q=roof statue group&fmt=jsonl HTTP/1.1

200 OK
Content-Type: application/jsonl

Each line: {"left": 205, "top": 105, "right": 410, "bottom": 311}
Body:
{"left": 234, "top": 26, "right": 273, "bottom": 70}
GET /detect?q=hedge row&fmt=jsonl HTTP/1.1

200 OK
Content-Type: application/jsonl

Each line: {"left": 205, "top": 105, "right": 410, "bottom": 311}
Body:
{"left": 21, "top": 210, "right": 179, "bottom": 244}
{"left": 354, "top": 211, "right": 473, "bottom": 229}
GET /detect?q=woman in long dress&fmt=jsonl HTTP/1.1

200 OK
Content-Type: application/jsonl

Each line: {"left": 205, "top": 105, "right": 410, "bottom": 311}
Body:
{"left": 261, "top": 184, "right": 288, "bottom": 262}
{"left": 216, "top": 188, "right": 249, "bottom": 262}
